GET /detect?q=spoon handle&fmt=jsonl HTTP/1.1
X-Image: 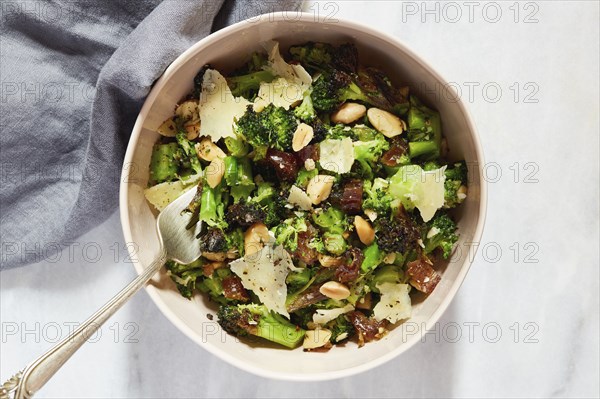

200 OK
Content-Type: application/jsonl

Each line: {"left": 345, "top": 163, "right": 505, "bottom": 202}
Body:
{"left": 1, "top": 251, "right": 166, "bottom": 399}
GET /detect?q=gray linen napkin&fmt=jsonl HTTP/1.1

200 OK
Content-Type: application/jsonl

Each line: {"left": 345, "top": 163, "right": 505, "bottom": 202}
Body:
{"left": 0, "top": 0, "right": 302, "bottom": 269}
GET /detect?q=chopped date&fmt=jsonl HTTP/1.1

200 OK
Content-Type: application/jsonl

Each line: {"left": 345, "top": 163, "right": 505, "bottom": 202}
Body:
{"left": 406, "top": 256, "right": 441, "bottom": 294}
{"left": 266, "top": 148, "right": 299, "bottom": 182}
{"left": 339, "top": 179, "right": 363, "bottom": 215}
{"left": 293, "top": 229, "right": 319, "bottom": 265}
{"left": 335, "top": 247, "right": 363, "bottom": 283}
{"left": 347, "top": 311, "right": 387, "bottom": 347}
{"left": 295, "top": 144, "right": 319, "bottom": 164}
{"left": 222, "top": 275, "right": 250, "bottom": 302}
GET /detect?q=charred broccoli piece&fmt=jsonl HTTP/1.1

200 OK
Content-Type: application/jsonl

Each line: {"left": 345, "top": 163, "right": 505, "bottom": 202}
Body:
{"left": 375, "top": 215, "right": 420, "bottom": 254}
{"left": 423, "top": 213, "right": 459, "bottom": 259}
{"left": 225, "top": 202, "right": 266, "bottom": 227}
{"left": 289, "top": 42, "right": 358, "bottom": 73}
{"left": 236, "top": 104, "right": 298, "bottom": 151}
{"left": 217, "top": 304, "right": 305, "bottom": 348}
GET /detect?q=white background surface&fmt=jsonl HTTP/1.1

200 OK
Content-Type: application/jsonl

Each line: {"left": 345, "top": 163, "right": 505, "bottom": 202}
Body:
{"left": 1, "top": 1, "right": 599, "bottom": 397}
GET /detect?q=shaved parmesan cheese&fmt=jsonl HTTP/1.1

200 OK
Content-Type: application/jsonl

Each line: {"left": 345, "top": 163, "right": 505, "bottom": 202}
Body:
{"left": 229, "top": 245, "right": 295, "bottom": 317}
{"left": 143, "top": 175, "right": 201, "bottom": 211}
{"left": 288, "top": 185, "right": 312, "bottom": 211}
{"left": 417, "top": 167, "right": 447, "bottom": 222}
{"left": 254, "top": 77, "right": 305, "bottom": 111}
{"left": 263, "top": 41, "right": 312, "bottom": 86}
{"left": 319, "top": 137, "right": 355, "bottom": 174}
{"left": 312, "top": 304, "right": 355, "bottom": 325}
{"left": 389, "top": 165, "right": 446, "bottom": 222}
{"left": 253, "top": 41, "right": 312, "bottom": 111}
{"left": 198, "top": 69, "right": 250, "bottom": 142}
{"left": 373, "top": 283, "right": 412, "bottom": 323}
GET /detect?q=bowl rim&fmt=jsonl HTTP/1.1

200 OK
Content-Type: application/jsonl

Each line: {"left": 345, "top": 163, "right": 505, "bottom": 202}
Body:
{"left": 119, "top": 11, "right": 487, "bottom": 381}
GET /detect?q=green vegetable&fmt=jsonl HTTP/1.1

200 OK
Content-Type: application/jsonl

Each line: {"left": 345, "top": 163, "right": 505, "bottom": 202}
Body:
{"left": 369, "top": 265, "right": 403, "bottom": 292}
{"left": 199, "top": 182, "right": 227, "bottom": 229}
{"left": 444, "top": 162, "right": 468, "bottom": 208}
{"left": 176, "top": 131, "right": 201, "bottom": 174}
{"left": 362, "top": 178, "right": 393, "bottom": 216}
{"left": 224, "top": 156, "right": 255, "bottom": 203}
{"left": 273, "top": 216, "right": 308, "bottom": 252}
{"left": 225, "top": 137, "right": 250, "bottom": 157}
{"left": 227, "top": 70, "right": 276, "bottom": 100}
{"left": 353, "top": 131, "right": 389, "bottom": 179}
{"left": 294, "top": 88, "right": 316, "bottom": 122}
{"left": 197, "top": 267, "right": 234, "bottom": 304}
{"left": 296, "top": 168, "right": 318, "bottom": 189}
{"left": 407, "top": 96, "right": 442, "bottom": 160}
{"left": 326, "top": 315, "right": 354, "bottom": 343}
{"left": 286, "top": 268, "right": 313, "bottom": 292}
{"left": 312, "top": 207, "right": 347, "bottom": 234}
{"left": 323, "top": 232, "right": 347, "bottom": 256}
{"left": 149, "top": 143, "right": 181, "bottom": 184}
{"left": 236, "top": 104, "right": 298, "bottom": 151}
{"left": 361, "top": 243, "right": 383, "bottom": 273}
{"left": 423, "top": 213, "right": 458, "bottom": 259}
{"left": 165, "top": 259, "right": 204, "bottom": 299}
{"left": 217, "top": 304, "right": 305, "bottom": 348}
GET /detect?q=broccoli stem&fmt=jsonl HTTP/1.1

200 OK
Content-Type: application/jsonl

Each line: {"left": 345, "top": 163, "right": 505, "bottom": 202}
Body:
{"left": 361, "top": 243, "right": 383, "bottom": 273}
{"left": 256, "top": 312, "right": 305, "bottom": 348}
{"left": 149, "top": 143, "right": 180, "bottom": 183}
{"left": 409, "top": 141, "right": 440, "bottom": 160}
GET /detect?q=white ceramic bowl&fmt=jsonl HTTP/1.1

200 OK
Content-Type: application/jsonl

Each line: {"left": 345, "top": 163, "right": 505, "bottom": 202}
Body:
{"left": 120, "top": 13, "right": 486, "bottom": 381}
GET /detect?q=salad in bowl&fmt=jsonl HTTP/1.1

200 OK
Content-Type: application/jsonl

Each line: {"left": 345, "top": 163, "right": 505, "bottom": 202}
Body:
{"left": 143, "top": 41, "right": 468, "bottom": 351}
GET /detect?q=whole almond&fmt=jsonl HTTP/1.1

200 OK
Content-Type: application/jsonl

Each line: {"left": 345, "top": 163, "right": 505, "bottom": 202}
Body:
{"left": 367, "top": 107, "right": 406, "bottom": 138}
{"left": 331, "top": 102, "right": 367, "bottom": 124}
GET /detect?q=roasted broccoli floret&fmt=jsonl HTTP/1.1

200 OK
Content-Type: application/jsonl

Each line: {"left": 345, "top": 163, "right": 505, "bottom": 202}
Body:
{"left": 423, "top": 213, "right": 459, "bottom": 259}
{"left": 217, "top": 304, "right": 305, "bottom": 348}
{"left": 353, "top": 131, "right": 390, "bottom": 179}
{"left": 236, "top": 104, "right": 298, "bottom": 151}
{"left": 197, "top": 267, "right": 234, "bottom": 304}
{"left": 444, "top": 162, "right": 468, "bottom": 208}
{"left": 407, "top": 95, "right": 442, "bottom": 160}
{"left": 311, "top": 70, "right": 362, "bottom": 112}
{"left": 375, "top": 214, "right": 420, "bottom": 254}
{"left": 312, "top": 207, "right": 348, "bottom": 234}
{"left": 294, "top": 88, "right": 316, "bottom": 122}
{"left": 289, "top": 42, "right": 358, "bottom": 73}
{"left": 273, "top": 216, "right": 308, "bottom": 252}
{"left": 362, "top": 178, "right": 393, "bottom": 216}
{"left": 227, "top": 70, "right": 275, "bottom": 100}
{"left": 310, "top": 64, "right": 409, "bottom": 114}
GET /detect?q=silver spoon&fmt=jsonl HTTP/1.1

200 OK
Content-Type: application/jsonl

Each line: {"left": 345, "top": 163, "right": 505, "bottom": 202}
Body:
{"left": 1, "top": 186, "right": 202, "bottom": 399}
